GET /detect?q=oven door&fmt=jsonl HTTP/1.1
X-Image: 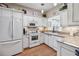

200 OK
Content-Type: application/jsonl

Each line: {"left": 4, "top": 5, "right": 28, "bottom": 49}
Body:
{"left": 32, "top": 35, "right": 38, "bottom": 41}
{"left": 29, "top": 35, "right": 39, "bottom": 44}
{"left": 29, "top": 33, "right": 40, "bottom": 48}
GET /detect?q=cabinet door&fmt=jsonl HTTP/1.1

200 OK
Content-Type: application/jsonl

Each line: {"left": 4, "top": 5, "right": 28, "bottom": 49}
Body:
{"left": 39, "top": 33, "right": 44, "bottom": 44}
{"left": 60, "top": 47, "right": 75, "bottom": 56}
{"left": 54, "top": 36, "right": 64, "bottom": 51}
{"left": 13, "top": 11, "right": 23, "bottom": 40}
{"left": 72, "top": 4, "right": 79, "bottom": 22}
{"left": 54, "top": 39, "right": 58, "bottom": 50}
{"left": 60, "top": 10, "right": 68, "bottom": 26}
{"left": 23, "top": 35, "right": 29, "bottom": 48}
{"left": 48, "top": 36, "right": 54, "bottom": 48}
{"left": 68, "top": 3, "right": 79, "bottom": 25}
{"left": 44, "top": 34, "right": 49, "bottom": 45}
{"left": 37, "top": 18, "right": 42, "bottom": 26}
{"left": 53, "top": 36, "right": 59, "bottom": 50}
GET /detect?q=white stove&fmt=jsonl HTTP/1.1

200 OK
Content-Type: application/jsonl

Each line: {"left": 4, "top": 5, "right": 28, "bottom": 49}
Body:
{"left": 29, "top": 32, "right": 40, "bottom": 48}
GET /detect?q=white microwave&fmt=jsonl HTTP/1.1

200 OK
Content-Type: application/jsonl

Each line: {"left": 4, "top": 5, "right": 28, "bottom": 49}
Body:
{"left": 29, "top": 23, "right": 35, "bottom": 26}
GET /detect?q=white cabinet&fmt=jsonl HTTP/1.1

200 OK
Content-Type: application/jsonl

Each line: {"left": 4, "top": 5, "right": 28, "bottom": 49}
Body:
{"left": 68, "top": 3, "right": 79, "bottom": 24}
{"left": 37, "top": 18, "right": 47, "bottom": 27}
{"left": 57, "top": 41, "right": 76, "bottom": 56}
{"left": 61, "top": 47, "right": 75, "bottom": 56}
{"left": 23, "top": 15, "right": 33, "bottom": 26}
{"left": 72, "top": 4, "right": 79, "bottom": 22}
{"left": 48, "top": 35, "right": 54, "bottom": 48}
{"left": 60, "top": 4, "right": 79, "bottom": 26}
{"left": 53, "top": 36, "right": 62, "bottom": 51}
{"left": 23, "top": 35, "right": 29, "bottom": 48}
{"left": 38, "top": 18, "right": 43, "bottom": 26}
{"left": 39, "top": 33, "right": 44, "bottom": 44}
{"left": 60, "top": 10, "right": 68, "bottom": 26}
{"left": 34, "top": 17, "right": 40, "bottom": 26}
{"left": 23, "top": 15, "right": 47, "bottom": 27}
{"left": 47, "top": 34, "right": 63, "bottom": 51}
{"left": 42, "top": 18, "right": 48, "bottom": 27}
{"left": 53, "top": 37, "right": 58, "bottom": 50}
{"left": 48, "top": 35, "right": 60, "bottom": 51}
{"left": 44, "top": 34, "right": 49, "bottom": 45}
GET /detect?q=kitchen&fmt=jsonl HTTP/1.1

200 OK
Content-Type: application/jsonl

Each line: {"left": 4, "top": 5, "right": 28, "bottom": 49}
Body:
{"left": 0, "top": 3, "right": 79, "bottom": 56}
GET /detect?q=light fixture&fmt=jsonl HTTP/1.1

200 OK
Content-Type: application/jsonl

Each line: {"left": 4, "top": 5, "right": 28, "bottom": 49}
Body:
{"left": 41, "top": 3, "right": 45, "bottom": 14}
{"left": 41, "top": 3, "right": 44, "bottom": 6}
{"left": 53, "top": 3, "right": 57, "bottom": 6}
{"left": 41, "top": 10, "right": 44, "bottom": 14}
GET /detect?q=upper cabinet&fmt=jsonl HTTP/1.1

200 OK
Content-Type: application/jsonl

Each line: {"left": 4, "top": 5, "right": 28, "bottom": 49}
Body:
{"left": 60, "top": 10, "right": 68, "bottom": 26}
{"left": 60, "top": 3, "right": 79, "bottom": 26}
{"left": 23, "top": 15, "right": 34, "bottom": 26}
{"left": 23, "top": 15, "right": 47, "bottom": 27}
{"left": 68, "top": 3, "right": 79, "bottom": 26}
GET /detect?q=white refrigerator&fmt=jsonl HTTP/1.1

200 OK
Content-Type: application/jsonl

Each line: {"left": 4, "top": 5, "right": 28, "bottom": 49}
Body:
{"left": 0, "top": 7, "right": 23, "bottom": 56}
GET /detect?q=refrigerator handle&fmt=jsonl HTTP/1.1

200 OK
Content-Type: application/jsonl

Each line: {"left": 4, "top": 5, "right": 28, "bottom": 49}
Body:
{"left": 8, "top": 20, "right": 12, "bottom": 38}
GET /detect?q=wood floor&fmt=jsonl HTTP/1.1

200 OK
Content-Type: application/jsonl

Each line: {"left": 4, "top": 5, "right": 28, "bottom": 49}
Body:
{"left": 16, "top": 44, "right": 57, "bottom": 56}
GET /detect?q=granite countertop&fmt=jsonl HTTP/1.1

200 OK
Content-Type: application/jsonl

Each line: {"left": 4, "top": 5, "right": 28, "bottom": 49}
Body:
{"left": 63, "top": 36, "right": 79, "bottom": 48}
{"left": 42, "top": 32, "right": 79, "bottom": 48}
{"left": 42, "top": 32, "right": 69, "bottom": 38}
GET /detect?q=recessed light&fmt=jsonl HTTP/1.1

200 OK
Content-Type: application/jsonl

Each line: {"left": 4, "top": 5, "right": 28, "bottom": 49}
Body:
{"left": 53, "top": 3, "right": 57, "bottom": 6}
{"left": 41, "top": 10, "right": 44, "bottom": 14}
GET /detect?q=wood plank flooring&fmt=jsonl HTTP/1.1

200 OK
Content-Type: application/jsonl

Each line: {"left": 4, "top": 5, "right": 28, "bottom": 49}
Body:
{"left": 16, "top": 44, "right": 57, "bottom": 56}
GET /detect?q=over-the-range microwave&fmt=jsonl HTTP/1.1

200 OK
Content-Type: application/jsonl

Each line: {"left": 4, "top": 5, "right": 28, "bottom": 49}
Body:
{"left": 29, "top": 23, "right": 35, "bottom": 26}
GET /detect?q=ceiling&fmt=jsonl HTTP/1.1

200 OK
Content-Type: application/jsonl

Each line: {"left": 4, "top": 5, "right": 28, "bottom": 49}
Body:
{"left": 17, "top": 3, "right": 56, "bottom": 12}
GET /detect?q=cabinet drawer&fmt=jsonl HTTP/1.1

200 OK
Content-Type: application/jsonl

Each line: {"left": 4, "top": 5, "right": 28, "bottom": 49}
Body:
{"left": 61, "top": 47, "right": 75, "bottom": 56}
{"left": 23, "top": 37, "right": 29, "bottom": 48}
{"left": 0, "top": 40, "right": 22, "bottom": 56}
{"left": 61, "top": 42, "right": 76, "bottom": 52}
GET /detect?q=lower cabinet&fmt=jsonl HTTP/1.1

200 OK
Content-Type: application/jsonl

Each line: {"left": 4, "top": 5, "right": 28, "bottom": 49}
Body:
{"left": 23, "top": 35, "right": 29, "bottom": 48}
{"left": 48, "top": 35, "right": 54, "bottom": 48}
{"left": 57, "top": 41, "right": 76, "bottom": 56}
{"left": 39, "top": 33, "right": 44, "bottom": 44}
{"left": 53, "top": 38, "right": 58, "bottom": 50}
{"left": 61, "top": 47, "right": 75, "bottom": 56}
{"left": 44, "top": 34, "right": 59, "bottom": 51}
{"left": 53, "top": 36, "right": 63, "bottom": 51}
{"left": 44, "top": 34, "right": 49, "bottom": 45}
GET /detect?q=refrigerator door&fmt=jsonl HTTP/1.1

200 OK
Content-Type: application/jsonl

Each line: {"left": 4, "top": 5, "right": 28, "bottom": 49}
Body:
{"left": 13, "top": 11, "right": 23, "bottom": 40}
{"left": 0, "top": 8, "right": 12, "bottom": 42}
{"left": 0, "top": 40, "right": 22, "bottom": 56}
